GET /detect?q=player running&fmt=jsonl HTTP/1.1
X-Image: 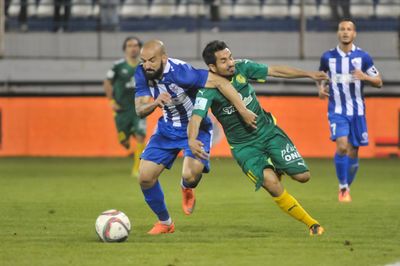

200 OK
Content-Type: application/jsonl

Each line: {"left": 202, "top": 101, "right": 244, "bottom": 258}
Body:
{"left": 104, "top": 36, "right": 147, "bottom": 177}
{"left": 134, "top": 40, "right": 257, "bottom": 234}
{"left": 317, "top": 20, "right": 382, "bottom": 202}
{"left": 188, "top": 40, "right": 329, "bottom": 235}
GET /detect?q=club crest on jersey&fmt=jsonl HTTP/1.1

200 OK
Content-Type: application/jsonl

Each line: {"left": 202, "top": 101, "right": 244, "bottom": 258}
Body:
{"left": 236, "top": 74, "right": 246, "bottom": 84}
{"left": 168, "top": 84, "right": 181, "bottom": 94}
{"left": 361, "top": 132, "right": 369, "bottom": 143}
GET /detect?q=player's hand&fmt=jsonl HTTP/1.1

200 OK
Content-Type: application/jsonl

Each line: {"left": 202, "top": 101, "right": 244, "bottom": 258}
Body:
{"left": 188, "top": 139, "right": 209, "bottom": 161}
{"left": 309, "top": 71, "right": 330, "bottom": 82}
{"left": 110, "top": 102, "right": 121, "bottom": 111}
{"left": 155, "top": 93, "right": 171, "bottom": 108}
{"left": 318, "top": 80, "right": 330, "bottom": 99}
{"left": 239, "top": 108, "right": 258, "bottom": 129}
{"left": 351, "top": 69, "right": 366, "bottom": 81}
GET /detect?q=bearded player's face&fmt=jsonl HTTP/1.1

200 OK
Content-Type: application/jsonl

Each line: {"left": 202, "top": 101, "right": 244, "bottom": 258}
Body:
{"left": 213, "top": 48, "right": 236, "bottom": 78}
{"left": 141, "top": 49, "right": 165, "bottom": 80}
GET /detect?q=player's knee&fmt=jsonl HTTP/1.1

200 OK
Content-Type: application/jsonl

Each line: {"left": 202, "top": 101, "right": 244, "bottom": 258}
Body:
{"left": 137, "top": 174, "right": 157, "bottom": 188}
{"left": 135, "top": 134, "right": 146, "bottom": 143}
{"left": 336, "top": 142, "right": 348, "bottom": 155}
{"left": 291, "top": 172, "right": 310, "bottom": 183}
{"left": 262, "top": 174, "right": 283, "bottom": 197}
{"left": 262, "top": 172, "right": 280, "bottom": 189}
{"left": 121, "top": 140, "right": 130, "bottom": 150}
{"left": 182, "top": 169, "right": 200, "bottom": 184}
{"left": 337, "top": 148, "right": 347, "bottom": 155}
{"left": 182, "top": 163, "right": 203, "bottom": 183}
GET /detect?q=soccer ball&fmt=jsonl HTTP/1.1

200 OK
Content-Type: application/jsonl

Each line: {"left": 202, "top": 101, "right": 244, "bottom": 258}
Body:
{"left": 95, "top": 209, "right": 131, "bottom": 242}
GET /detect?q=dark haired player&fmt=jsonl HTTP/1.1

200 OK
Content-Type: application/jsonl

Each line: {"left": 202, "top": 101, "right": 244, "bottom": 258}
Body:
{"left": 188, "top": 40, "right": 328, "bottom": 235}
{"left": 134, "top": 40, "right": 257, "bottom": 234}
{"left": 104, "top": 36, "right": 146, "bottom": 177}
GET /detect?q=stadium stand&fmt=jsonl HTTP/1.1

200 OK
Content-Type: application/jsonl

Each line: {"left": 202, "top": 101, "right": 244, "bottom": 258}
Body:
{"left": 3, "top": 0, "right": 400, "bottom": 31}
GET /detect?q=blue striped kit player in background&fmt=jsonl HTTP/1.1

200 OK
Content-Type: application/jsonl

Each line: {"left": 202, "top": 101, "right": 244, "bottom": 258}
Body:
{"left": 134, "top": 40, "right": 257, "bottom": 234}
{"left": 317, "top": 20, "right": 383, "bottom": 202}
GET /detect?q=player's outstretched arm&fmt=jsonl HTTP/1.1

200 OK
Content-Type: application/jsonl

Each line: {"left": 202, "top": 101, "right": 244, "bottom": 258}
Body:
{"left": 204, "top": 72, "right": 257, "bottom": 129}
{"left": 268, "top": 65, "right": 329, "bottom": 81}
{"left": 188, "top": 114, "right": 209, "bottom": 160}
{"left": 104, "top": 79, "right": 121, "bottom": 111}
{"left": 135, "top": 93, "right": 171, "bottom": 118}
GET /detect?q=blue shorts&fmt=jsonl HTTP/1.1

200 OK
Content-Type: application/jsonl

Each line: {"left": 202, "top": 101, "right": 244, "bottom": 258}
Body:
{"left": 328, "top": 113, "right": 369, "bottom": 147}
{"left": 140, "top": 123, "right": 212, "bottom": 172}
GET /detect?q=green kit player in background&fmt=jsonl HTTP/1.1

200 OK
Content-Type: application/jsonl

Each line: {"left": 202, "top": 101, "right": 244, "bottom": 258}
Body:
{"left": 188, "top": 40, "right": 329, "bottom": 235}
{"left": 104, "top": 36, "right": 146, "bottom": 177}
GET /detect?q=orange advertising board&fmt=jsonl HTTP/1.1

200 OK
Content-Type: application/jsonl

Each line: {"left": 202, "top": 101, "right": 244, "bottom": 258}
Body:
{"left": 0, "top": 96, "right": 399, "bottom": 157}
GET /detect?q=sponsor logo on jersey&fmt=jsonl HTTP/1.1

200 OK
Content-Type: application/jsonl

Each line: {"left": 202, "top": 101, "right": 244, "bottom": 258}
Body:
{"left": 222, "top": 93, "right": 253, "bottom": 115}
{"left": 125, "top": 77, "right": 136, "bottom": 89}
{"left": 222, "top": 94, "right": 253, "bottom": 115}
{"left": 281, "top": 144, "right": 302, "bottom": 163}
{"left": 332, "top": 73, "right": 354, "bottom": 83}
{"left": 222, "top": 105, "right": 236, "bottom": 115}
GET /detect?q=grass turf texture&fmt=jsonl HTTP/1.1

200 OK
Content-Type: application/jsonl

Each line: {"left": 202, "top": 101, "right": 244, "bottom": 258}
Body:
{"left": 0, "top": 157, "right": 399, "bottom": 266}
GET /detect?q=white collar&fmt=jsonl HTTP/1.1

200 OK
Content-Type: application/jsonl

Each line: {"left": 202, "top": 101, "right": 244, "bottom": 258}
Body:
{"left": 336, "top": 44, "right": 356, "bottom": 57}
{"left": 163, "top": 59, "right": 171, "bottom": 74}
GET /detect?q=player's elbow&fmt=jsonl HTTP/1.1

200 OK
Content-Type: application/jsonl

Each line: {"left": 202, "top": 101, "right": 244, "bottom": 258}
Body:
{"left": 135, "top": 107, "right": 145, "bottom": 118}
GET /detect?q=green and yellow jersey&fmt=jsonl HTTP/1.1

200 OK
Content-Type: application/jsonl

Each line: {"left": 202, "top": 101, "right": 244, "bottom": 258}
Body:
{"left": 192, "top": 59, "right": 276, "bottom": 145}
{"left": 106, "top": 59, "right": 140, "bottom": 112}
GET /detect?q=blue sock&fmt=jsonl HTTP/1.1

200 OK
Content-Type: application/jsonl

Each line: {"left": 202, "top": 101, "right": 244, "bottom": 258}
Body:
{"left": 141, "top": 180, "right": 170, "bottom": 222}
{"left": 181, "top": 175, "right": 203, "bottom": 189}
{"left": 334, "top": 153, "right": 348, "bottom": 187}
{"left": 347, "top": 156, "right": 359, "bottom": 186}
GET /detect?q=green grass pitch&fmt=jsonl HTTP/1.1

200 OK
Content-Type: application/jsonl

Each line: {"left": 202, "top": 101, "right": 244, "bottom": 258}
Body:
{"left": 0, "top": 157, "right": 399, "bottom": 266}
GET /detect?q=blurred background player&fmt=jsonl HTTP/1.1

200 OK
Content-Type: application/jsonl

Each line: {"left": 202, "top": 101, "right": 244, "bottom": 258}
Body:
{"left": 104, "top": 36, "right": 147, "bottom": 177}
{"left": 134, "top": 40, "right": 256, "bottom": 234}
{"left": 188, "top": 40, "right": 328, "bottom": 235}
{"left": 329, "top": 0, "right": 351, "bottom": 26}
{"left": 317, "top": 20, "right": 382, "bottom": 202}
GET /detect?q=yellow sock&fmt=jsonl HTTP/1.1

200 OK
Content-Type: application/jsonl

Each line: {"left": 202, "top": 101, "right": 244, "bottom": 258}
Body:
{"left": 273, "top": 189, "right": 319, "bottom": 228}
{"left": 132, "top": 142, "right": 145, "bottom": 176}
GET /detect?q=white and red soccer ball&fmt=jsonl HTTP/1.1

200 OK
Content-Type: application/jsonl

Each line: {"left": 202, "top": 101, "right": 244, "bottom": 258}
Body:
{"left": 95, "top": 209, "right": 131, "bottom": 242}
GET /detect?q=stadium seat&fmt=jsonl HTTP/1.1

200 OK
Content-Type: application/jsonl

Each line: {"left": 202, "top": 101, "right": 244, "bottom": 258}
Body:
{"left": 149, "top": 0, "right": 178, "bottom": 17}
{"left": 120, "top": 0, "right": 150, "bottom": 17}
{"left": 314, "top": 0, "right": 331, "bottom": 18}
{"left": 36, "top": 0, "right": 52, "bottom": 17}
{"left": 7, "top": 0, "right": 20, "bottom": 16}
{"left": 375, "top": 0, "right": 400, "bottom": 17}
{"left": 71, "top": 0, "right": 93, "bottom": 17}
{"left": 231, "top": 0, "right": 261, "bottom": 18}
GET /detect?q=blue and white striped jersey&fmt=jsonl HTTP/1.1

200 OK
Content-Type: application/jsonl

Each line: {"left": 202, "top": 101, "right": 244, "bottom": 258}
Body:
{"left": 135, "top": 58, "right": 210, "bottom": 131}
{"left": 319, "top": 44, "right": 379, "bottom": 116}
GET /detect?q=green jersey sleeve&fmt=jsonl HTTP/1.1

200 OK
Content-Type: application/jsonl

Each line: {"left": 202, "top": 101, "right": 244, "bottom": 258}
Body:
{"left": 237, "top": 59, "right": 269, "bottom": 82}
{"left": 192, "top": 88, "right": 216, "bottom": 118}
{"left": 106, "top": 64, "right": 118, "bottom": 82}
